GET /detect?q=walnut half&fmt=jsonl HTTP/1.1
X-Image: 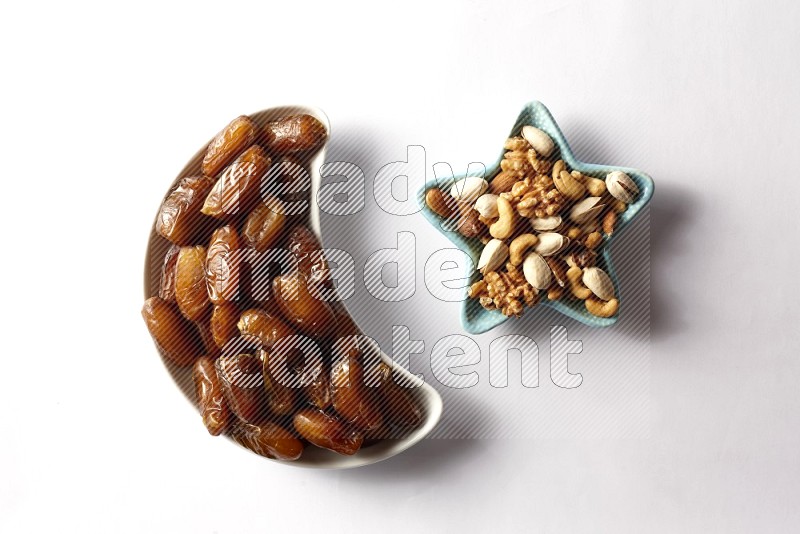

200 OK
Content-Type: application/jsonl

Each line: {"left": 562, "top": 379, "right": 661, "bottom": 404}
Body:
{"left": 469, "top": 262, "right": 539, "bottom": 317}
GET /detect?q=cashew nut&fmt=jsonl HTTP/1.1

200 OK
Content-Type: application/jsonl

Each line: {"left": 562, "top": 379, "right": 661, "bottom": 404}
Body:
{"left": 489, "top": 196, "right": 515, "bottom": 239}
{"left": 567, "top": 266, "right": 593, "bottom": 300}
{"left": 509, "top": 233, "right": 539, "bottom": 265}
{"left": 585, "top": 296, "right": 620, "bottom": 317}
{"left": 566, "top": 265, "right": 582, "bottom": 286}
{"left": 554, "top": 170, "right": 586, "bottom": 200}
{"left": 552, "top": 159, "right": 565, "bottom": 181}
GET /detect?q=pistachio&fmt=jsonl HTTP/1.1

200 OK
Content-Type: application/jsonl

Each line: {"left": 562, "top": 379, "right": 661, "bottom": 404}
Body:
{"left": 521, "top": 125, "right": 555, "bottom": 157}
{"left": 605, "top": 171, "right": 639, "bottom": 203}
{"left": 534, "top": 232, "right": 569, "bottom": 257}
{"left": 474, "top": 194, "right": 500, "bottom": 219}
{"left": 450, "top": 176, "right": 488, "bottom": 202}
{"left": 582, "top": 266, "right": 615, "bottom": 301}
{"left": 569, "top": 197, "right": 605, "bottom": 224}
{"left": 522, "top": 252, "right": 552, "bottom": 290}
{"left": 477, "top": 239, "right": 509, "bottom": 274}
{"left": 530, "top": 215, "right": 562, "bottom": 231}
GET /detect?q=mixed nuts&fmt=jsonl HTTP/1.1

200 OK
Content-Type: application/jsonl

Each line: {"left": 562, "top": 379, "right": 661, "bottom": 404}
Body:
{"left": 425, "top": 125, "right": 639, "bottom": 319}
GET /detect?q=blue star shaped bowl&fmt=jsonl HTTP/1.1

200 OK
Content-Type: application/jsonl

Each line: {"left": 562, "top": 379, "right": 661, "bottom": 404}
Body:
{"left": 417, "top": 101, "right": 654, "bottom": 334}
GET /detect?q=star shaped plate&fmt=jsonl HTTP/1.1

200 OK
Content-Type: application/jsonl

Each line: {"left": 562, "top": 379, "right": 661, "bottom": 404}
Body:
{"left": 417, "top": 101, "right": 654, "bottom": 334}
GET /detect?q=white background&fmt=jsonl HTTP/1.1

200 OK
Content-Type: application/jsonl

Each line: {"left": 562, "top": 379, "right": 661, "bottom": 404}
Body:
{"left": 2, "top": 0, "right": 799, "bottom": 532}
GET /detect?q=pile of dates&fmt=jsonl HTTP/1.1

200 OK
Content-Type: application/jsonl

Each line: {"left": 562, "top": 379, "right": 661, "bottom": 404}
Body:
{"left": 142, "top": 113, "right": 422, "bottom": 461}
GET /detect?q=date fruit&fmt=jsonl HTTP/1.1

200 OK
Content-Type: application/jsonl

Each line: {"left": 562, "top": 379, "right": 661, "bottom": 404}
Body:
{"left": 141, "top": 296, "right": 202, "bottom": 366}
{"left": 205, "top": 225, "right": 241, "bottom": 304}
{"left": 210, "top": 303, "right": 239, "bottom": 349}
{"left": 260, "top": 349, "right": 297, "bottom": 416}
{"left": 287, "top": 224, "right": 328, "bottom": 280}
{"left": 175, "top": 246, "right": 210, "bottom": 321}
{"left": 156, "top": 175, "right": 216, "bottom": 246}
{"left": 293, "top": 409, "right": 363, "bottom": 456}
{"left": 230, "top": 421, "right": 304, "bottom": 461}
{"left": 192, "top": 356, "right": 230, "bottom": 436}
{"left": 272, "top": 271, "right": 337, "bottom": 340}
{"left": 242, "top": 199, "right": 286, "bottom": 253}
{"left": 194, "top": 319, "right": 220, "bottom": 358}
{"left": 263, "top": 114, "right": 327, "bottom": 155}
{"left": 330, "top": 345, "right": 383, "bottom": 431}
{"left": 374, "top": 362, "right": 422, "bottom": 429}
{"left": 158, "top": 243, "right": 180, "bottom": 301}
{"left": 202, "top": 145, "right": 271, "bottom": 218}
{"left": 202, "top": 115, "right": 257, "bottom": 178}
{"left": 237, "top": 308, "right": 295, "bottom": 351}
{"left": 302, "top": 359, "right": 331, "bottom": 410}
{"left": 269, "top": 155, "right": 312, "bottom": 207}
{"left": 216, "top": 351, "right": 269, "bottom": 424}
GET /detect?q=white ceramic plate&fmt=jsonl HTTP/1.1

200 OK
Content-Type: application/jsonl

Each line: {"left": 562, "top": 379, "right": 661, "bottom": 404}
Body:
{"left": 143, "top": 105, "right": 443, "bottom": 468}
